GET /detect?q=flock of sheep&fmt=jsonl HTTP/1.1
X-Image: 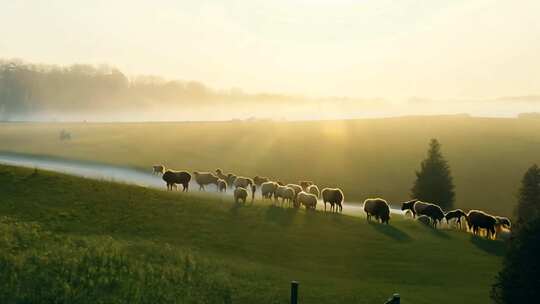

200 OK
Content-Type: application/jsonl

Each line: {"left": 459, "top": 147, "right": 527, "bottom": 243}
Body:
{"left": 153, "top": 165, "right": 511, "bottom": 240}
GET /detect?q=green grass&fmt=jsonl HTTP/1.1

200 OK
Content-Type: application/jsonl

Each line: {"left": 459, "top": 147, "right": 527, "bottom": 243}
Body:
{"left": 0, "top": 164, "right": 503, "bottom": 303}
{"left": 1, "top": 116, "right": 539, "bottom": 216}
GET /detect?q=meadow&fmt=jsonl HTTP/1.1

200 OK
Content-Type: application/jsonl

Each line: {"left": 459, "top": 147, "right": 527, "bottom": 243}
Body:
{"left": 0, "top": 164, "right": 504, "bottom": 303}
{"left": 1, "top": 116, "right": 540, "bottom": 216}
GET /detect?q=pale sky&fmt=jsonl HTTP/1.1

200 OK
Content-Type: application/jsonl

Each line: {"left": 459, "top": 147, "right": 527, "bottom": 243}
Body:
{"left": 1, "top": 0, "right": 539, "bottom": 100}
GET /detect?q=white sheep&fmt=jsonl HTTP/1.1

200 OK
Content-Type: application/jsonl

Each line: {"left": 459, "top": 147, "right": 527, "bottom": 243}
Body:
{"left": 297, "top": 191, "right": 318, "bottom": 210}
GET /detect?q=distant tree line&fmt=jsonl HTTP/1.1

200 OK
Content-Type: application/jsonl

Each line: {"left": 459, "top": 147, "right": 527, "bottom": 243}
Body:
{"left": 0, "top": 59, "right": 307, "bottom": 120}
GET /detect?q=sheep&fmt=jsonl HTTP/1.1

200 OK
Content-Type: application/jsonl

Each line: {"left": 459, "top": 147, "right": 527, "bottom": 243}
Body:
{"left": 162, "top": 170, "right": 191, "bottom": 192}
{"left": 286, "top": 184, "right": 303, "bottom": 208}
{"left": 274, "top": 185, "right": 289, "bottom": 206}
{"left": 152, "top": 165, "right": 165, "bottom": 175}
{"left": 299, "top": 180, "right": 313, "bottom": 190}
{"left": 261, "top": 181, "right": 278, "bottom": 200}
{"left": 234, "top": 176, "right": 253, "bottom": 189}
{"left": 307, "top": 184, "right": 320, "bottom": 198}
{"left": 234, "top": 187, "right": 248, "bottom": 204}
{"left": 466, "top": 210, "right": 497, "bottom": 239}
{"left": 253, "top": 176, "right": 270, "bottom": 187}
{"left": 445, "top": 209, "right": 467, "bottom": 229}
{"left": 297, "top": 191, "right": 318, "bottom": 210}
{"left": 422, "top": 204, "right": 445, "bottom": 227}
{"left": 321, "top": 188, "right": 344, "bottom": 213}
{"left": 400, "top": 199, "right": 422, "bottom": 217}
{"left": 417, "top": 215, "right": 432, "bottom": 226}
{"left": 192, "top": 171, "right": 220, "bottom": 191}
{"left": 363, "top": 198, "right": 390, "bottom": 224}
{"left": 217, "top": 179, "right": 227, "bottom": 192}
{"left": 282, "top": 187, "right": 296, "bottom": 207}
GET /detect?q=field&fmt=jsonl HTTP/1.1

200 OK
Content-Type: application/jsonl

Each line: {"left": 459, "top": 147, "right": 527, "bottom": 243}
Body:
{"left": 1, "top": 116, "right": 540, "bottom": 216}
{"left": 0, "top": 164, "right": 504, "bottom": 303}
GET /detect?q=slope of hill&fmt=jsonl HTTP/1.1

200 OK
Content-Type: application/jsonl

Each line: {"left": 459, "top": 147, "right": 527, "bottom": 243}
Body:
{"left": 0, "top": 164, "right": 503, "bottom": 303}
{"left": 1, "top": 116, "right": 539, "bottom": 216}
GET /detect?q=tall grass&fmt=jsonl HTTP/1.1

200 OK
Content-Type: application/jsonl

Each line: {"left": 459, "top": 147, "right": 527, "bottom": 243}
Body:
{"left": 0, "top": 217, "right": 232, "bottom": 304}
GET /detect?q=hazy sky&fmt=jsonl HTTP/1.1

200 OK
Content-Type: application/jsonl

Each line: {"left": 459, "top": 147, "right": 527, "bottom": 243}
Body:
{"left": 1, "top": 0, "right": 539, "bottom": 99}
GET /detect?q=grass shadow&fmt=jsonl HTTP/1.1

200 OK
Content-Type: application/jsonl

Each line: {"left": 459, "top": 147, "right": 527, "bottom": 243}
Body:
{"left": 470, "top": 235, "right": 506, "bottom": 256}
{"left": 368, "top": 221, "right": 411, "bottom": 242}
{"left": 264, "top": 205, "right": 298, "bottom": 226}
{"left": 426, "top": 226, "right": 452, "bottom": 239}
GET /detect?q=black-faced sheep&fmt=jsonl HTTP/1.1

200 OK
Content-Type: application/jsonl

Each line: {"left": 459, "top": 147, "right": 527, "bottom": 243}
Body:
{"left": 234, "top": 176, "right": 254, "bottom": 189}
{"left": 445, "top": 209, "right": 467, "bottom": 228}
{"left": 217, "top": 179, "right": 227, "bottom": 192}
{"left": 363, "top": 198, "right": 390, "bottom": 224}
{"left": 193, "top": 171, "right": 220, "bottom": 191}
{"left": 253, "top": 176, "right": 270, "bottom": 187}
{"left": 495, "top": 216, "right": 512, "bottom": 236}
{"left": 162, "top": 170, "right": 191, "bottom": 192}
{"left": 297, "top": 191, "right": 318, "bottom": 210}
{"left": 152, "top": 165, "right": 165, "bottom": 175}
{"left": 307, "top": 184, "right": 320, "bottom": 198}
{"left": 261, "top": 181, "right": 278, "bottom": 200}
{"left": 466, "top": 210, "right": 497, "bottom": 239}
{"left": 321, "top": 188, "right": 344, "bottom": 213}
{"left": 234, "top": 187, "right": 248, "bottom": 204}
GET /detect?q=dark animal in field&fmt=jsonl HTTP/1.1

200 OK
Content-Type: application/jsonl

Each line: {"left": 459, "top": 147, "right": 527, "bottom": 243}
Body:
{"left": 299, "top": 181, "right": 313, "bottom": 190}
{"left": 234, "top": 187, "right": 248, "bottom": 204}
{"left": 417, "top": 215, "right": 432, "bottom": 226}
{"left": 234, "top": 176, "right": 253, "bottom": 189}
{"left": 297, "top": 191, "right": 318, "bottom": 210}
{"left": 445, "top": 209, "right": 467, "bottom": 228}
{"left": 261, "top": 181, "right": 278, "bottom": 199}
{"left": 217, "top": 179, "right": 227, "bottom": 192}
{"left": 495, "top": 216, "right": 511, "bottom": 229}
{"left": 363, "top": 198, "right": 390, "bottom": 224}
{"left": 466, "top": 210, "right": 497, "bottom": 239}
{"left": 152, "top": 165, "right": 165, "bottom": 175}
{"left": 321, "top": 188, "right": 344, "bottom": 213}
{"left": 400, "top": 199, "right": 421, "bottom": 217}
{"left": 422, "top": 204, "right": 445, "bottom": 227}
{"left": 162, "top": 170, "right": 191, "bottom": 191}
{"left": 253, "top": 176, "right": 270, "bottom": 187}
{"left": 193, "top": 171, "right": 220, "bottom": 191}
{"left": 286, "top": 184, "right": 303, "bottom": 207}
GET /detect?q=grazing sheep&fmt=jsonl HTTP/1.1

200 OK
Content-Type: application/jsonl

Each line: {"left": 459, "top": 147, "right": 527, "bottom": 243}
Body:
{"left": 307, "top": 184, "right": 320, "bottom": 198}
{"left": 422, "top": 204, "right": 445, "bottom": 227}
{"left": 297, "top": 191, "right": 318, "bottom": 210}
{"left": 274, "top": 185, "right": 288, "bottom": 205}
{"left": 400, "top": 199, "right": 422, "bottom": 217}
{"left": 152, "top": 165, "right": 165, "bottom": 175}
{"left": 226, "top": 173, "right": 237, "bottom": 186}
{"left": 217, "top": 179, "right": 227, "bottom": 192}
{"left": 253, "top": 176, "right": 270, "bottom": 187}
{"left": 282, "top": 187, "right": 296, "bottom": 207}
{"left": 321, "top": 188, "right": 344, "bottom": 213}
{"left": 466, "top": 210, "right": 497, "bottom": 239}
{"left": 261, "top": 181, "right": 278, "bottom": 200}
{"left": 234, "top": 187, "right": 248, "bottom": 204}
{"left": 234, "top": 176, "right": 254, "bottom": 189}
{"left": 162, "top": 170, "right": 191, "bottom": 192}
{"left": 445, "top": 209, "right": 467, "bottom": 228}
{"left": 417, "top": 215, "right": 432, "bottom": 226}
{"left": 192, "top": 171, "right": 220, "bottom": 191}
{"left": 286, "top": 184, "right": 303, "bottom": 208}
{"left": 299, "top": 181, "right": 314, "bottom": 190}
{"left": 363, "top": 198, "right": 391, "bottom": 224}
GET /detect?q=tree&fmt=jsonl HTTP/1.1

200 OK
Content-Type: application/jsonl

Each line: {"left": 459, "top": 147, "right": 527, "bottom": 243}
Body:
{"left": 491, "top": 217, "right": 540, "bottom": 303}
{"left": 515, "top": 164, "right": 540, "bottom": 228}
{"left": 411, "top": 138, "right": 455, "bottom": 210}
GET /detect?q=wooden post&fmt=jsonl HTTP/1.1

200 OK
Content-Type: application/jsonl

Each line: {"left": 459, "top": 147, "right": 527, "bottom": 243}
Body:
{"left": 290, "top": 281, "right": 299, "bottom": 304}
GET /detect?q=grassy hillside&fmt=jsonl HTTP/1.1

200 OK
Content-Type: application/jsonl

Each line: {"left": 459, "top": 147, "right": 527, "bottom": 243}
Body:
{"left": 0, "top": 164, "right": 504, "bottom": 303}
{"left": 1, "top": 116, "right": 539, "bottom": 216}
